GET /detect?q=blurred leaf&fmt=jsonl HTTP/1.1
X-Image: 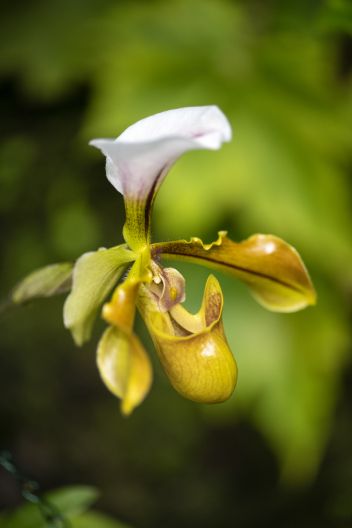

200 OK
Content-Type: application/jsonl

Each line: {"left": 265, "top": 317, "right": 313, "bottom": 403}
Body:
{"left": 12, "top": 262, "right": 73, "bottom": 304}
{"left": 0, "top": 486, "right": 98, "bottom": 528}
{"left": 45, "top": 485, "right": 99, "bottom": 517}
{"left": 319, "top": 0, "right": 352, "bottom": 33}
{"left": 204, "top": 274, "right": 349, "bottom": 483}
{"left": 0, "top": 0, "right": 100, "bottom": 100}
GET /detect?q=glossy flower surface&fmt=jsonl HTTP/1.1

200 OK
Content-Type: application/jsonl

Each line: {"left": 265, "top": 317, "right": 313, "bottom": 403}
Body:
{"left": 12, "top": 106, "right": 316, "bottom": 415}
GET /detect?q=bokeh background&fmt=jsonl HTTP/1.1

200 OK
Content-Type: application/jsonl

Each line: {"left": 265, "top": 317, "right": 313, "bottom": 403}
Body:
{"left": 1, "top": 0, "right": 352, "bottom": 526}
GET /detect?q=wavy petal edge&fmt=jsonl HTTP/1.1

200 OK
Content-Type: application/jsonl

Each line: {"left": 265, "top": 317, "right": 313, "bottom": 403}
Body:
{"left": 151, "top": 232, "right": 317, "bottom": 313}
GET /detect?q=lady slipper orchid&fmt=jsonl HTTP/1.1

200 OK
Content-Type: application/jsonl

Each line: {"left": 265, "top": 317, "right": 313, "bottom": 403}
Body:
{"left": 11, "top": 106, "right": 316, "bottom": 415}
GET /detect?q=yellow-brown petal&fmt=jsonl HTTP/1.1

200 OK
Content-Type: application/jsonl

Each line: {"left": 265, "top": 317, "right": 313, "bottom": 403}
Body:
{"left": 151, "top": 232, "right": 316, "bottom": 312}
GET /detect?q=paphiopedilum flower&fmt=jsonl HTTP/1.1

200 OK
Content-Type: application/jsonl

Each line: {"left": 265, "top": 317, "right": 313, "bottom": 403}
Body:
{"left": 11, "top": 106, "right": 316, "bottom": 415}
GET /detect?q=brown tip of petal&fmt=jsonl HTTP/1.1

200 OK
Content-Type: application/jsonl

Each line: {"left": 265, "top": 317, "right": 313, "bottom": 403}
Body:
{"left": 202, "top": 274, "right": 223, "bottom": 326}
{"left": 242, "top": 235, "right": 317, "bottom": 312}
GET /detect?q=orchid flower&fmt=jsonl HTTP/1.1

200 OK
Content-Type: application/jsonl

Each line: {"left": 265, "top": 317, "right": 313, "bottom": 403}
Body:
{"left": 11, "top": 106, "right": 316, "bottom": 415}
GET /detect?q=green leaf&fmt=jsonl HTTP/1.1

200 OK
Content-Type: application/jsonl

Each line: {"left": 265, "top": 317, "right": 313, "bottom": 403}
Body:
{"left": 45, "top": 485, "right": 99, "bottom": 518}
{"left": 0, "top": 486, "right": 98, "bottom": 528}
{"left": 64, "top": 246, "right": 135, "bottom": 345}
{"left": 0, "top": 503, "right": 42, "bottom": 528}
{"left": 12, "top": 263, "right": 73, "bottom": 304}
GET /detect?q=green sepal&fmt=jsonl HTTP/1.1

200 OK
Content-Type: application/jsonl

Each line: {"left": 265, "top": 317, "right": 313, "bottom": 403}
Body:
{"left": 64, "top": 245, "right": 136, "bottom": 346}
{"left": 123, "top": 197, "right": 151, "bottom": 251}
{"left": 12, "top": 263, "right": 73, "bottom": 304}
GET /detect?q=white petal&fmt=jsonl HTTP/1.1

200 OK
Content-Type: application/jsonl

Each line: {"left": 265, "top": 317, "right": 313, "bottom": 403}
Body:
{"left": 90, "top": 106, "right": 232, "bottom": 199}
{"left": 117, "top": 105, "right": 232, "bottom": 145}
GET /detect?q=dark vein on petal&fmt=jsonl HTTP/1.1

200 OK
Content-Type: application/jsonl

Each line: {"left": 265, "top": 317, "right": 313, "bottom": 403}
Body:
{"left": 144, "top": 169, "right": 164, "bottom": 240}
{"left": 159, "top": 251, "right": 304, "bottom": 294}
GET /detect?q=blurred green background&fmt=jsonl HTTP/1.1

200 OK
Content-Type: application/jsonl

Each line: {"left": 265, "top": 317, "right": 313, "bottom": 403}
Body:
{"left": 0, "top": 0, "right": 352, "bottom": 526}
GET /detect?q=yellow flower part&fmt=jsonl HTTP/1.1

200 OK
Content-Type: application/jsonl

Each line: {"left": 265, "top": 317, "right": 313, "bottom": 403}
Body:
{"left": 139, "top": 275, "right": 237, "bottom": 403}
{"left": 97, "top": 325, "right": 152, "bottom": 416}
{"left": 97, "top": 250, "right": 154, "bottom": 413}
